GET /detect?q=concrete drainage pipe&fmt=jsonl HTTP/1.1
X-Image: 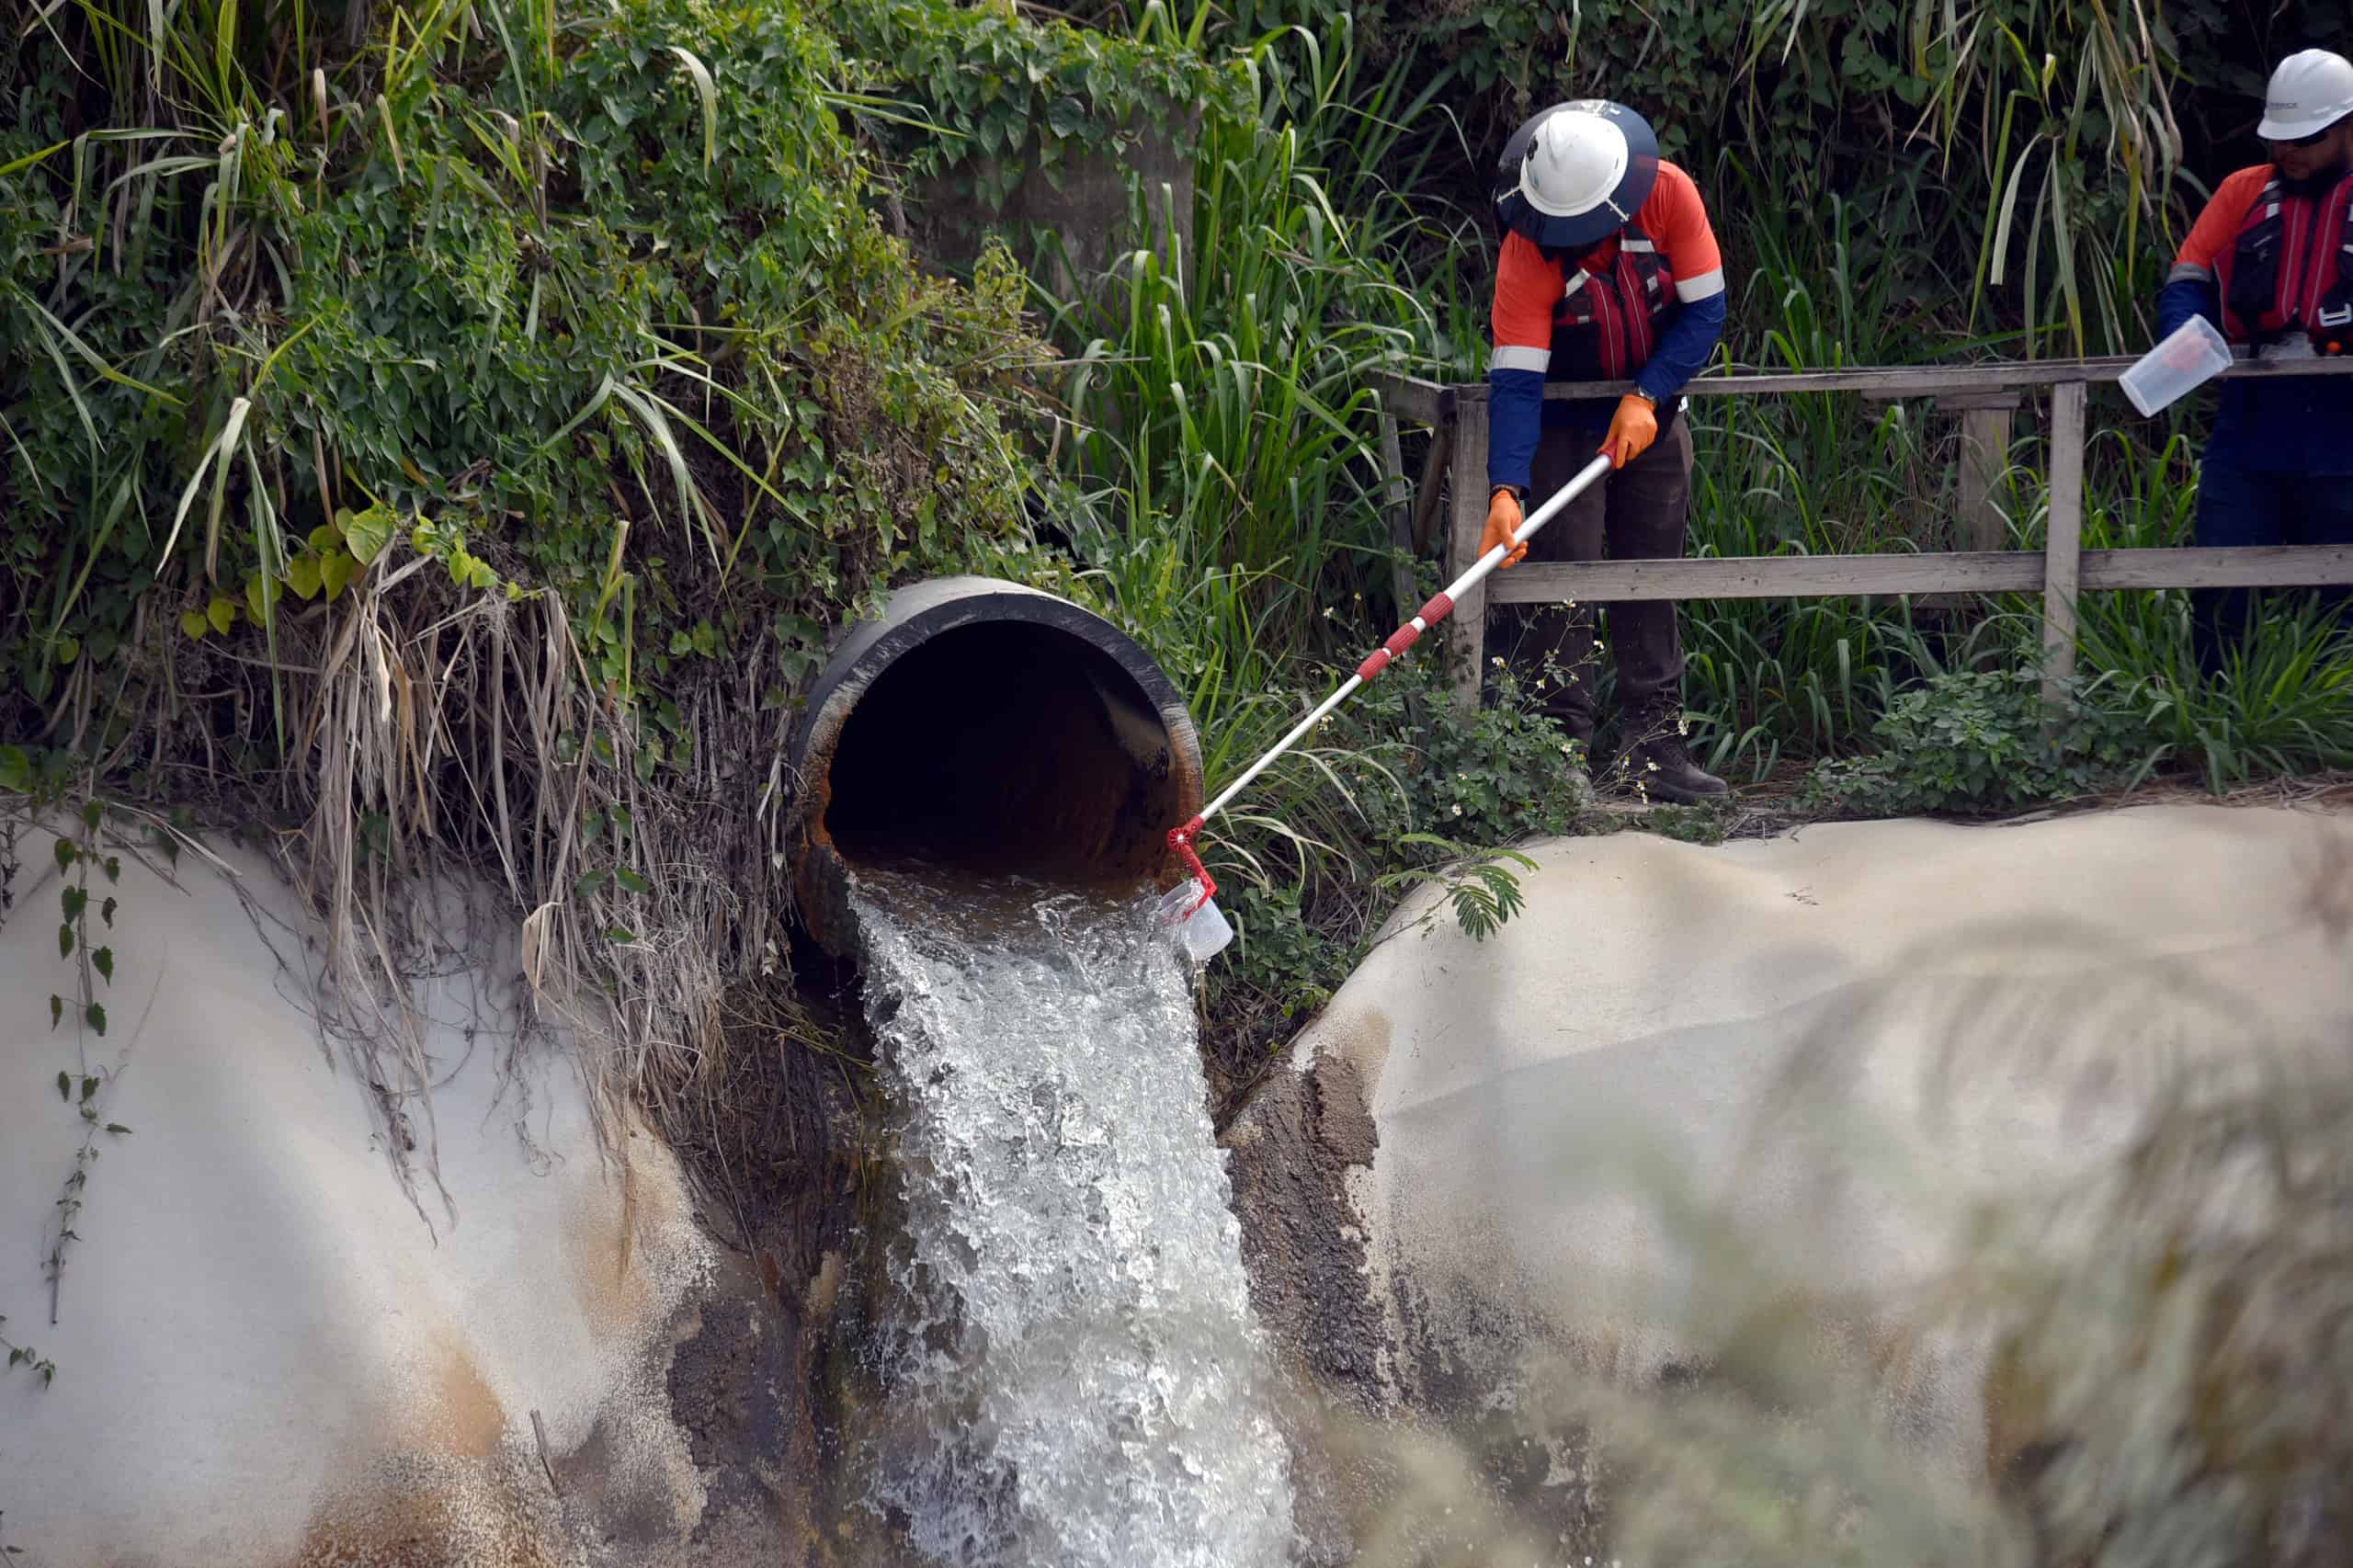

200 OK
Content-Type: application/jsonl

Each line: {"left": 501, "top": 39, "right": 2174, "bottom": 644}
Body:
{"left": 785, "top": 576, "right": 1206, "bottom": 954}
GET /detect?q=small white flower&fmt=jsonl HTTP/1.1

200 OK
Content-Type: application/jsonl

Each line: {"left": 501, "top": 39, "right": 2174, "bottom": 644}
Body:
{"left": 1451, "top": 803, "right": 1462, "bottom": 817}
{"left": 1677, "top": 716, "right": 1690, "bottom": 735}
{"left": 1646, "top": 759, "right": 1660, "bottom": 771}
{"left": 1491, "top": 655, "right": 1506, "bottom": 668}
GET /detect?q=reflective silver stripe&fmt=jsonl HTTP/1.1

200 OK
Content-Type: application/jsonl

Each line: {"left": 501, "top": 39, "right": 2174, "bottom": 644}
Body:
{"left": 1675, "top": 267, "right": 1726, "bottom": 302}
{"left": 1491, "top": 345, "right": 1551, "bottom": 373}
{"left": 2166, "top": 261, "right": 2215, "bottom": 284}
{"left": 1563, "top": 270, "right": 1592, "bottom": 299}
{"left": 1622, "top": 238, "right": 1657, "bottom": 254}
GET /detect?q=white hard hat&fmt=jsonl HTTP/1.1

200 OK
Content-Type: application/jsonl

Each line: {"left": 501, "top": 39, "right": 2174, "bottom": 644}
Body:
{"left": 2258, "top": 48, "right": 2353, "bottom": 141}
{"left": 1494, "top": 101, "right": 1659, "bottom": 251}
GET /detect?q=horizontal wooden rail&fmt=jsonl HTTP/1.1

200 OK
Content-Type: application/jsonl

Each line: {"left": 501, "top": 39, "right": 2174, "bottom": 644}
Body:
{"left": 1365, "top": 358, "right": 2353, "bottom": 717}
{"left": 1482, "top": 545, "right": 2353, "bottom": 606}
{"left": 1371, "top": 355, "right": 2353, "bottom": 418}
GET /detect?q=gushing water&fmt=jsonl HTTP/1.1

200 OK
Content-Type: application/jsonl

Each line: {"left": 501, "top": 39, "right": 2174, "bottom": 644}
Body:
{"left": 850, "top": 867, "right": 1296, "bottom": 1567}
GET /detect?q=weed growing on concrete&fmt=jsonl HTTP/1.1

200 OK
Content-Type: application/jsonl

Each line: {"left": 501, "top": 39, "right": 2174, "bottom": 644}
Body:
{"left": 17, "top": 797, "right": 136, "bottom": 1357}
{"left": 0, "top": 1315, "right": 56, "bottom": 1386}
{"left": 1374, "top": 835, "right": 1540, "bottom": 943}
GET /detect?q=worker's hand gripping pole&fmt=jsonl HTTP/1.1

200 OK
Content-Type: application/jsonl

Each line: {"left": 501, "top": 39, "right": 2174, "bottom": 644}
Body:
{"left": 1166, "top": 453, "right": 1614, "bottom": 915}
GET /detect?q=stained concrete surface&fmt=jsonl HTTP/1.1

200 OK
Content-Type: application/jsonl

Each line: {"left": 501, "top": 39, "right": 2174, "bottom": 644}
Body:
{"left": 1226, "top": 804, "right": 2353, "bottom": 1480}
{"left": 0, "top": 827, "right": 811, "bottom": 1567}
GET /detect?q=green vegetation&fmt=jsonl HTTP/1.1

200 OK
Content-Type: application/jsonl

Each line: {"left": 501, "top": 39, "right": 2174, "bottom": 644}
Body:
{"left": 7, "top": 0, "right": 2353, "bottom": 1559}
{"left": 0, "top": 0, "right": 1068, "bottom": 1191}
{"left": 7, "top": 0, "right": 2353, "bottom": 1136}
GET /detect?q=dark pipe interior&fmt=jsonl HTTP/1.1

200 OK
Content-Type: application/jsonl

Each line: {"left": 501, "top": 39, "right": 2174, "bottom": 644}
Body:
{"left": 822, "top": 620, "right": 1184, "bottom": 884}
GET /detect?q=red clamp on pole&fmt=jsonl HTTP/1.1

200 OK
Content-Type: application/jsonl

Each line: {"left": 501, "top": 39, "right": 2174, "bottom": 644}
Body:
{"left": 1166, "top": 815, "right": 1216, "bottom": 916}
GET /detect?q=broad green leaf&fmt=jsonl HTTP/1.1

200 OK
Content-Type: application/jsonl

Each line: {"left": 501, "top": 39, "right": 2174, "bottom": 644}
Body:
{"left": 244, "top": 571, "right": 284, "bottom": 623}
{"left": 206, "top": 596, "right": 237, "bottom": 635}
{"left": 181, "top": 609, "right": 211, "bottom": 641}
{"left": 615, "top": 867, "right": 651, "bottom": 894}
{"left": 321, "top": 550, "right": 356, "bottom": 602}
{"left": 341, "top": 504, "right": 393, "bottom": 565}
{"left": 0, "top": 744, "right": 29, "bottom": 792}
{"left": 285, "top": 554, "right": 323, "bottom": 600}
{"left": 86, "top": 1004, "right": 107, "bottom": 1037}
{"left": 57, "top": 1071, "right": 70, "bottom": 1101}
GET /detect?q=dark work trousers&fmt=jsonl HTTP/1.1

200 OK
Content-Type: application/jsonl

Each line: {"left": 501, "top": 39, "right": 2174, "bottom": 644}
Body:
{"left": 1500, "top": 416, "right": 1693, "bottom": 743}
{"left": 2192, "top": 446, "right": 2353, "bottom": 676}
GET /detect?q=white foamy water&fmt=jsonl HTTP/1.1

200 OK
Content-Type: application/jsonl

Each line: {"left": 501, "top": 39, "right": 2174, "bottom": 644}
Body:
{"left": 851, "top": 869, "right": 1296, "bottom": 1568}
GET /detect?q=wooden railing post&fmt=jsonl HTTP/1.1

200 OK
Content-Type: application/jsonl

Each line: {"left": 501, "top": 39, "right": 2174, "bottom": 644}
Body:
{"left": 1447, "top": 395, "right": 1492, "bottom": 715}
{"left": 2041, "top": 380, "right": 2087, "bottom": 707}
{"left": 1377, "top": 410, "right": 1415, "bottom": 623}
{"left": 1948, "top": 391, "right": 2020, "bottom": 552}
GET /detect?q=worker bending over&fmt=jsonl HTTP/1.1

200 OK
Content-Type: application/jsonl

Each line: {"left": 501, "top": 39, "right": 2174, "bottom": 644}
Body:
{"left": 2159, "top": 48, "right": 2353, "bottom": 671}
{"left": 1480, "top": 100, "right": 1729, "bottom": 802}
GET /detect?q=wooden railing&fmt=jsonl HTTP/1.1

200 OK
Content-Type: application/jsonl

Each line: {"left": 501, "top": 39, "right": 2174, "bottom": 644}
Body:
{"left": 1368, "top": 359, "right": 2353, "bottom": 712}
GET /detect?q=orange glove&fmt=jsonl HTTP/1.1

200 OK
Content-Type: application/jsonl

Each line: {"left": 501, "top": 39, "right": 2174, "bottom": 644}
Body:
{"left": 1600, "top": 393, "right": 1658, "bottom": 469}
{"left": 1479, "top": 487, "right": 1527, "bottom": 568}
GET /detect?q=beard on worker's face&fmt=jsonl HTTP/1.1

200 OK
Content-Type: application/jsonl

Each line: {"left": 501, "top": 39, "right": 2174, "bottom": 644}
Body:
{"left": 2279, "top": 157, "right": 2351, "bottom": 197}
{"left": 2278, "top": 125, "right": 2353, "bottom": 195}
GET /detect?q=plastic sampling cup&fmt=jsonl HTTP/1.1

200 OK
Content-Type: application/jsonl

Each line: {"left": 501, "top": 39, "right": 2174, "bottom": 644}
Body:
{"left": 2120, "top": 314, "right": 2234, "bottom": 417}
{"left": 1156, "top": 879, "right": 1234, "bottom": 963}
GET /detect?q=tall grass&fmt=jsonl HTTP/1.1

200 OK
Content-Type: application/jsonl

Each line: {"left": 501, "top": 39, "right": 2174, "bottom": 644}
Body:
{"left": 1032, "top": 20, "right": 1446, "bottom": 1027}
{"left": 1033, "top": 17, "right": 1440, "bottom": 748}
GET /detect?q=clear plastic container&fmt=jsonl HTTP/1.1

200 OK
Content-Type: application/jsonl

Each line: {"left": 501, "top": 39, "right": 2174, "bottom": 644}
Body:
{"left": 1156, "top": 879, "right": 1234, "bottom": 964}
{"left": 2120, "top": 313, "right": 2233, "bottom": 417}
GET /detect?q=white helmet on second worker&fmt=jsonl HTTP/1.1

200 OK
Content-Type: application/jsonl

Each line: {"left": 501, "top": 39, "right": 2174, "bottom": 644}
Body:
{"left": 1494, "top": 100, "right": 1660, "bottom": 252}
{"left": 2258, "top": 49, "right": 2353, "bottom": 141}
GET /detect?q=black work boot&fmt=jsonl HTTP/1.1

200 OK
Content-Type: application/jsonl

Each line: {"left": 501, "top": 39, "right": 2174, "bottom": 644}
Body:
{"left": 1611, "top": 706, "right": 1728, "bottom": 805}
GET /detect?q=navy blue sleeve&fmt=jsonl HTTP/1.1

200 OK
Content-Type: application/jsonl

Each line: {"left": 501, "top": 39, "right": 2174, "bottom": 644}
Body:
{"left": 1634, "top": 290, "right": 1727, "bottom": 406}
{"left": 2157, "top": 277, "right": 2220, "bottom": 341}
{"left": 1486, "top": 368, "right": 1546, "bottom": 494}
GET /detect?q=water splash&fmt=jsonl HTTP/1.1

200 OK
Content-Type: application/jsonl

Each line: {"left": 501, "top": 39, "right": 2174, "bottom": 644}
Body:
{"left": 851, "top": 867, "right": 1296, "bottom": 1567}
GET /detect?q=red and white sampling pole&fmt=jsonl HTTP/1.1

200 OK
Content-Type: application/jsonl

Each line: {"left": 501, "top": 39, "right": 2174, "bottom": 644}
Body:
{"left": 1164, "top": 453, "right": 1615, "bottom": 926}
